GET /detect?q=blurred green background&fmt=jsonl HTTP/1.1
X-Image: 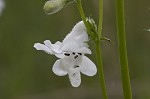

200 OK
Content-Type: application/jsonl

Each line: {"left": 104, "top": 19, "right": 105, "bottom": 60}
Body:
{"left": 0, "top": 0, "right": 150, "bottom": 99}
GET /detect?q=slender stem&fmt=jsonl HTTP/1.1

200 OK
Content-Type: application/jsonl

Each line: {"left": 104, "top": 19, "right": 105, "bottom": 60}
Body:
{"left": 116, "top": 0, "right": 132, "bottom": 99}
{"left": 97, "top": 0, "right": 108, "bottom": 99}
{"left": 98, "top": 0, "right": 103, "bottom": 38}
{"left": 95, "top": 40, "right": 108, "bottom": 99}
{"left": 76, "top": 0, "right": 95, "bottom": 40}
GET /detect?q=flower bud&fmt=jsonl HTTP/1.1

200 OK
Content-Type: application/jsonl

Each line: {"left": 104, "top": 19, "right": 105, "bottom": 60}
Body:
{"left": 43, "top": 0, "right": 74, "bottom": 15}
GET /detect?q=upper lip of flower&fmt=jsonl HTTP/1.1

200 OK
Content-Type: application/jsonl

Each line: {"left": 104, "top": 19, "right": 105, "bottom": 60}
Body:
{"left": 34, "top": 21, "right": 91, "bottom": 56}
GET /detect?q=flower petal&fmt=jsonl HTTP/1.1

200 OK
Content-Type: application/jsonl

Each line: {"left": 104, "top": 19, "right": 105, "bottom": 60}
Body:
{"left": 75, "top": 31, "right": 88, "bottom": 43}
{"left": 44, "top": 40, "right": 52, "bottom": 48}
{"left": 78, "top": 47, "right": 91, "bottom": 54}
{"left": 80, "top": 56, "right": 97, "bottom": 76}
{"left": 44, "top": 40, "right": 62, "bottom": 54}
{"left": 62, "top": 21, "right": 88, "bottom": 44}
{"left": 34, "top": 43, "right": 52, "bottom": 54}
{"left": 60, "top": 21, "right": 91, "bottom": 54}
{"left": 52, "top": 59, "right": 67, "bottom": 76}
{"left": 55, "top": 54, "right": 65, "bottom": 59}
{"left": 61, "top": 41, "right": 80, "bottom": 52}
{"left": 52, "top": 41, "right": 62, "bottom": 54}
{"left": 68, "top": 71, "right": 81, "bottom": 87}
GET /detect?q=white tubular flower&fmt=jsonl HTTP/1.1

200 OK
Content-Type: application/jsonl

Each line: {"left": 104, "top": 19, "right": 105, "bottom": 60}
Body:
{"left": 34, "top": 21, "right": 97, "bottom": 87}
{"left": 0, "top": 0, "right": 5, "bottom": 16}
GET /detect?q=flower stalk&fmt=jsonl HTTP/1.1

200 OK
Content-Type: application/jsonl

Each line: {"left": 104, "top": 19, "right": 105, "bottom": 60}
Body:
{"left": 95, "top": 39, "right": 108, "bottom": 99}
{"left": 98, "top": 0, "right": 103, "bottom": 38}
{"left": 76, "top": 0, "right": 108, "bottom": 99}
{"left": 97, "top": 0, "right": 108, "bottom": 98}
{"left": 116, "top": 0, "right": 132, "bottom": 98}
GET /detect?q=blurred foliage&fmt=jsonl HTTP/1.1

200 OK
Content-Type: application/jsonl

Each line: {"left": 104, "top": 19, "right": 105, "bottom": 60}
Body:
{"left": 0, "top": 0, "right": 150, "bottom": 99}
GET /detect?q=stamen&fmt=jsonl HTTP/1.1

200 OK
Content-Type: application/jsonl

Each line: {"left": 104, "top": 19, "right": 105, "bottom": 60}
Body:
{"left": 74, "top": 55, "right": 78, "bottom": 59}
{"left": 64, "top": 53, "right": 70, "bottom": 56}
{"left": 78, "top": 53, "right": 82, "bottom": 55}
{"left": 74, "top": 65, "right": 79, "bottom": 68}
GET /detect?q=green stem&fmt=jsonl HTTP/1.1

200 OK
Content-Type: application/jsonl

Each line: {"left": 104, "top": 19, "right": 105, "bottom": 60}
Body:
{"left": 76, "top": 0, "right": 108, "bottom": 99}
{"left": 98, "top": 0, "right": 103, "bottom": 38}
{"left": 95, "top": 40, "right": 108, "bottom": 99}
{"left": 97, "top": 0, "right": 108, "bottom": 99}
{"left": 116, "top": 0, "right": 132, "bottom": 99}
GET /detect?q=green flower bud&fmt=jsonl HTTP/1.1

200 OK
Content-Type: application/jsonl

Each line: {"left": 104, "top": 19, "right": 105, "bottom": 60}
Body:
{"left": 43, "top": 0, "right": 74, "bottom": 15}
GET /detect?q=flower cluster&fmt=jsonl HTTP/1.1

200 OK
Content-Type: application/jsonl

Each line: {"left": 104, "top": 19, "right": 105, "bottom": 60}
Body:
{"left": 34, "top": 21, "right": 97, "bottom": 87}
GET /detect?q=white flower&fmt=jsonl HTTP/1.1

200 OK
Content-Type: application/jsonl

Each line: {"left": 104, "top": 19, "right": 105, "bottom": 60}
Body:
{"left": 34, "top": 21, "right": 97, "bottom": 87}
{"left": 0, "top": 0, "right": 5, "bottom": 16}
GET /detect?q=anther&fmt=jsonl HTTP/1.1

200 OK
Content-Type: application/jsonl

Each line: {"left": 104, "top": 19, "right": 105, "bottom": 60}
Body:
{"left": 72, "top": 52, "right": 75, "bottom": 55}
{"left": 74, "top": 65, "right": 79, "bottom": 68}
{"left": 74, "top": 55, "right": 78, "bottom": 59}
{"left": 78, "top": 53, "right": 82, "bottom": 55}
{"left": 64, "top": 53, "right": 70, "bottom": 56}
